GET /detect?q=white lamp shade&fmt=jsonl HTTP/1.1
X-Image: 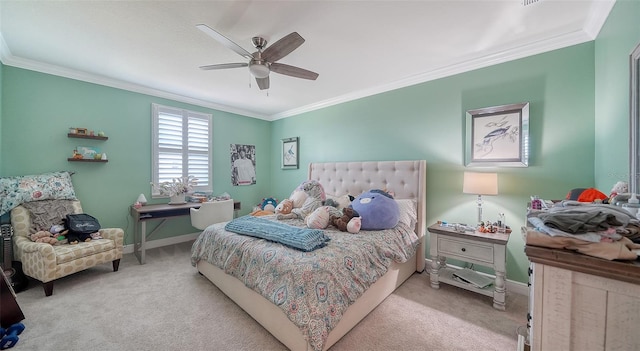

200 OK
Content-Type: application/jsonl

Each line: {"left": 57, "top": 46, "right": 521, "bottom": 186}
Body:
{"left": 136, "top": 193, "right": 148, "bottom": 205}
{"left": 463, "top": 172, "right": 498, "bottom": 195}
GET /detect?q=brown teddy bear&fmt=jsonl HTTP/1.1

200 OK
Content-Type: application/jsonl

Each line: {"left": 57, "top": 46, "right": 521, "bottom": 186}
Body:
{"left": 30, "top": 231, "right": 59, "bottom": 245}
{"left": 330, "top": 207, "right": 359, "bottom": 232}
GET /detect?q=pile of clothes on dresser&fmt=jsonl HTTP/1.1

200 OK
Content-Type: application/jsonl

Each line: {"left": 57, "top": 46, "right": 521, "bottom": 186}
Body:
{"left": 526, "top": 199, "right": 640, "bottom": 260}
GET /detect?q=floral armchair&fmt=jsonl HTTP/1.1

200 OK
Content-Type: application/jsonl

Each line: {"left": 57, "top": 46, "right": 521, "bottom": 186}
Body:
{"left": 10, "top": 200, "right": 123, "bottom": 296}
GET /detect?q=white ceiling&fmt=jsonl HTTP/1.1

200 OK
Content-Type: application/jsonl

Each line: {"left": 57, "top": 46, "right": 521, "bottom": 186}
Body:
{"left": 0, "top": 1, "right": 614, "bottom": 120}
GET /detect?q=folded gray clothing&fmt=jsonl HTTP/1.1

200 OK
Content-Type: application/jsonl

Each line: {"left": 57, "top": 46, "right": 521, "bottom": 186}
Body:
{"left": 539, "top": 210, "right": 623, "bottom": 234}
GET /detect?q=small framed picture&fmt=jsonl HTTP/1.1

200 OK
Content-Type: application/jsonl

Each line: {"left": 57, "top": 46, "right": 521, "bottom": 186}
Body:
{"left": 465, "top": 102, "right": 529, "bottom": 167}
{"left": 281, "top": 137, "right": 299, "bottom": 169}
{"left": 76, "top": 128, "right": 88, "bottom": 135}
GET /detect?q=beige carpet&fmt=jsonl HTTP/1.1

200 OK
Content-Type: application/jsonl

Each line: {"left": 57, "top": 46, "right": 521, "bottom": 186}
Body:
{"left": 12, "top": 242, "right": 527, "bottom": 351}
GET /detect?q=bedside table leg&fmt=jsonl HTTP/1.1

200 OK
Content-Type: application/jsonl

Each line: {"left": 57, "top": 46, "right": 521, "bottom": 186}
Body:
{"left": 429, "top": 256, "right": 445, "bottom": 289}
{"left": 493, "top": 269, "right": 506, "bottom": 310}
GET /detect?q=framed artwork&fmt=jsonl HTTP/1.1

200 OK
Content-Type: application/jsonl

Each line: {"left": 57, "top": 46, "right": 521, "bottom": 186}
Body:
{"left": 465, "top": 102, "right": 529, "bottom": 167}
{"left": 281, "top": 137, "right": 299, "bottom": 169}
{"left": 230, "top": 144, "right": 256, "bottom": 186}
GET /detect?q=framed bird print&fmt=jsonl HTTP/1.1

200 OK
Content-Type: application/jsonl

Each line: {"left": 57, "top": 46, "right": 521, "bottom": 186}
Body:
{"left": 281, "top": 137, "right": 299, "bottom": 169}
{"left": 465, "top": 102, "right": 529, "bottom": 167}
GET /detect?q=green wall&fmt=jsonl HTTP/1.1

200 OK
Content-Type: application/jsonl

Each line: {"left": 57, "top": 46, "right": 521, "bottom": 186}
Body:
{"left": 1, "top": 68, "right": 272, "bottom": 243}
{"left": 594, "top": 0, "right": 640, "bottom": 191}
{"left": 272, "top": 43, "right": 595, "bottom": 284}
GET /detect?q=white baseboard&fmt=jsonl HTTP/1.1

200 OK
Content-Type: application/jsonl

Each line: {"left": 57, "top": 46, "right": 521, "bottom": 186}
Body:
{"left": 122, "top": 232, "right": 200, "bottom": 254}
{"left": 424, "top": 259, "right": 529, "bottom": 297}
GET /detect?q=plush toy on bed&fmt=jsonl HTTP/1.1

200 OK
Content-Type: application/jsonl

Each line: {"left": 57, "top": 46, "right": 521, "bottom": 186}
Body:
{"left": 323, "top": 194, "right": 354, "bottom": 210}
{"left": 251, "top": 197, "right": 280, "bottom": 216}
{"left": 277, "top": 180, "right": 325, "bottom": 220}
{"left": 261, "top": 197, "right": 278, "bottom": 212}
{"left": 306, "top": 206, "right": 341, "bottom": 229}
{"left": 274, "top": 199, "right": 293, "bottom": 215}
{"left": 350, "top": 189, "right": 399, "bottom": 230}
{"left": 330, "top": 207, "right": 361, "bottom": 233}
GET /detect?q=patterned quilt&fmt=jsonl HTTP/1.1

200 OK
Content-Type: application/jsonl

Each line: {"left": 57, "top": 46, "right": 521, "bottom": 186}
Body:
{"left": 190, "top": 215, "right": 419, "bottom": 351}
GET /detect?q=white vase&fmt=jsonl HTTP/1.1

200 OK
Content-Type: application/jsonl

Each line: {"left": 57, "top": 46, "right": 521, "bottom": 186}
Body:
{"left": 169, "top": 193, "right": 186, "bottom": 204}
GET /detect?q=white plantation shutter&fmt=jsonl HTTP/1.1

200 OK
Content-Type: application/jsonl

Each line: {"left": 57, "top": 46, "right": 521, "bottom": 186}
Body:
{"left": 151, "top": 103, "right": 212, "bottom": 197}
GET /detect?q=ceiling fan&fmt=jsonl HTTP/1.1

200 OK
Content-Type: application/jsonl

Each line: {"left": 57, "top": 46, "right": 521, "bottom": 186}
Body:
{"left": 196, "top": 24, "right": 319, "bottom": 90}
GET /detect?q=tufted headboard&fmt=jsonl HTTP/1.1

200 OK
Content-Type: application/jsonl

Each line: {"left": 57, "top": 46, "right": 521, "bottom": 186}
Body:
{"left": 308, "top": 160, "right": 426, "bottom": 270}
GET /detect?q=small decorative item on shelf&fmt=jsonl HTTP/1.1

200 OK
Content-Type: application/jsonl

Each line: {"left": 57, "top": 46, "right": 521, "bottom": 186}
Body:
{"left": 151, "top": 175, "right": 198, "bottom": 204}
{"left": 76, "top": 128, "right": 88, "bottom": 135}
{"left": 72, "top": 149, "right": 83, "bottom": 159}
{"left": 97, "top": 131, "right": 106, "bottom": 137}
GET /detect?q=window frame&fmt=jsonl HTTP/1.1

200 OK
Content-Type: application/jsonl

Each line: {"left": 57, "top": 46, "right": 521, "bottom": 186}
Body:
{"left": 151, "top": 103, "right": 213, "bottom": 198}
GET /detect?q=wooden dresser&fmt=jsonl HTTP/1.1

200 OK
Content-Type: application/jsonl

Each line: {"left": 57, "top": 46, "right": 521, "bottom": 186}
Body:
{"left": 525, "top": 244, "right": 640, "bottom": 350}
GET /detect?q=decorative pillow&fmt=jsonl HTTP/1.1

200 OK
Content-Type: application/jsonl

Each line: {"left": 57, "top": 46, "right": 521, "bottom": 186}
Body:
{"left": 0, "top": 171, "right": 77, "bottom": 216}
{"left": 396, "top": 199, "right": 417, "bottom": 228}
{"left": 351, "top": 189, "right": 400, "bottom": 230}
{"left": 21, "top": 199, "right": 76, "bottom": 234}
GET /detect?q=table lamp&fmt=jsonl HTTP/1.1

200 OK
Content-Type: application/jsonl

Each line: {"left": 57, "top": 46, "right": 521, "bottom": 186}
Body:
{"left": 463, "top": 171, "right": 498, "bottom": 223}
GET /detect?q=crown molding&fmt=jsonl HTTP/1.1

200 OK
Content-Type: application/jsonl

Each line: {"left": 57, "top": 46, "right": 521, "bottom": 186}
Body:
{"left": 271, "top": 26, "right": 599, "bottom": 120}
{"left": 0, "top": 36, "right": 270, "bottom": 121}
{"left": 1, "top": 0, "right": 614, "bottom": 122}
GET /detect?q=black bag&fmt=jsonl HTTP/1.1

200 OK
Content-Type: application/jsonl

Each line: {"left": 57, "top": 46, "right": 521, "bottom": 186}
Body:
{"left": 65, "top": 213, "right": 101, "bottom": 234}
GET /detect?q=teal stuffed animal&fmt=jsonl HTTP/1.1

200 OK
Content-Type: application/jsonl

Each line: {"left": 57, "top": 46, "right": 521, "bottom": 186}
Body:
{"left": 261, "top": 197, "right": 278, "bottom": 212}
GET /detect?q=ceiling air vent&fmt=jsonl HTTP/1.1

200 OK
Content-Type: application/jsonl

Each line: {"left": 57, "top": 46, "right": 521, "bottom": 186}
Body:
{"left": 522, "top": 0, "right": 541, "bottom": 5}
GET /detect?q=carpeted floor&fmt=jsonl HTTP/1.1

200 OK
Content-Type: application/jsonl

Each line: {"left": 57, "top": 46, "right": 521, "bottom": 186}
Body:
{"left": 12, "top": 242, "right": 527, "bottom": 350}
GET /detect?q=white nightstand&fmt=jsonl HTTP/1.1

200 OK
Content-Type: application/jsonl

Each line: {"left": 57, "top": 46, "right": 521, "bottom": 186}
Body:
{"left": 427, "top": 223, "right": 510, "bottom": 310}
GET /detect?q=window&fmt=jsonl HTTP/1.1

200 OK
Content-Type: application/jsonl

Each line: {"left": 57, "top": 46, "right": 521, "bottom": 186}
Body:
{"left": 151, "top": 103, "right": 212, "bottom": 197}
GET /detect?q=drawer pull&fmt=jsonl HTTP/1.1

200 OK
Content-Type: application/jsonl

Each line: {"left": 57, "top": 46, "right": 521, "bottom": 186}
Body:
{"left": 461, "top": 248, "right": 466, "bottom": 252}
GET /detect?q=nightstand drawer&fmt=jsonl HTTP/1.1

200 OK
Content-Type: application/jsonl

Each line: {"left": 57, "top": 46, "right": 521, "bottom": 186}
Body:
{"left": 438, "top": 238, "right": 494, "bottom": 264}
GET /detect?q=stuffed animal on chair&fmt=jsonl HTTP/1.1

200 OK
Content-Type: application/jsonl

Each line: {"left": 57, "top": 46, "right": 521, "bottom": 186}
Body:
{"left": 29, "top": 231, "right": 58, "bottom": 245}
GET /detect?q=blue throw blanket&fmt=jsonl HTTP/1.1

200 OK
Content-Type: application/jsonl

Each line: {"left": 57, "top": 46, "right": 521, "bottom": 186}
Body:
{"left": 224, "top": 216, "right": 330, "bottom": 251}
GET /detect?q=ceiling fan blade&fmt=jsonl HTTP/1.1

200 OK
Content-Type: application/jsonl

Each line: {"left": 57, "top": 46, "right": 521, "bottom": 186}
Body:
{"left": 262, "top": 32, "right": 305, "bottom": 63}
{"left": 196, "top": 24, "right": 253, "bottom": 60}
{"left": 256, "top": 77, "right": 269, "bottom": 90}
{"left": 199, "top": 62, "right": 248, "bottom": 70}
{"left": 271, "top": 63, "right": 319, "bottom": 80}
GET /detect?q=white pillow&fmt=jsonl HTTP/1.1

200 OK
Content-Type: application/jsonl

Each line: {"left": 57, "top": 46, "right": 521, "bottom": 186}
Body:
{"left": 396, "top": 199, "right": 417, "bottom": 228}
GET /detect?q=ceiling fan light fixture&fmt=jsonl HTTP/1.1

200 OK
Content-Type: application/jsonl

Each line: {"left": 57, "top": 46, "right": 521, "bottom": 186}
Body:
{"left": 249, "top": 61, "right": 270, "bottom": 78}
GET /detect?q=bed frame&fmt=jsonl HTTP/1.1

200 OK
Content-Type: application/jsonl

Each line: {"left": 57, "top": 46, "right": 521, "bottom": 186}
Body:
{"left": 196, "top": 160, "right": 426, "bottom": 350}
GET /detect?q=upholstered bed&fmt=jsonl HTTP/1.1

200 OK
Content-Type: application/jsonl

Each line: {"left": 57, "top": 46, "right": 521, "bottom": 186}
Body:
{"left": 191, "top": 160, "right": 426, "bottom": 350}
